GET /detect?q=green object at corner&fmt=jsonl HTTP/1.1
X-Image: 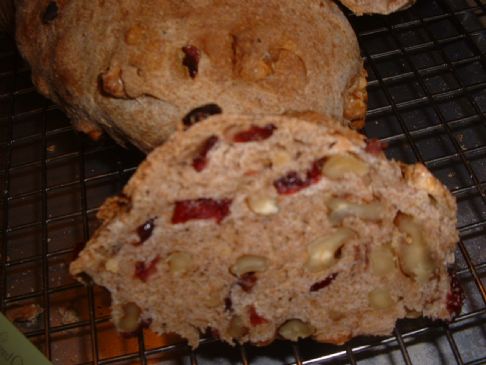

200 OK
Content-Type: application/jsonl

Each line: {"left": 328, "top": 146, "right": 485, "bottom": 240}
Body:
{"left": 0, "top": 313, "right": 52, "bottom": 365}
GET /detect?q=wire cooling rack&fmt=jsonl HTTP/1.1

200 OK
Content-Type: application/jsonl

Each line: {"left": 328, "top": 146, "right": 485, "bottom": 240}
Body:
{"left": 1, "top": 0, "right": 485, "bottom": 364}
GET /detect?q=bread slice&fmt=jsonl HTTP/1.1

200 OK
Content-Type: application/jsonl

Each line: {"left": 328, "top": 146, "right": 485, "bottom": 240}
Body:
{"left": 70, "top": 114, "right": 460, "bottom": 347}
{"left": 16, "top": 0, "right": 366, "bottom": 152}
{"left": 338, "top": 0, "right": 416, "bottom": 15}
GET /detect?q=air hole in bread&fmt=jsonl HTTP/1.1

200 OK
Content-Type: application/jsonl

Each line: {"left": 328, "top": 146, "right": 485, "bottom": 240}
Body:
{"left": 310, "top": 272, "right": 338, "bottom": 292}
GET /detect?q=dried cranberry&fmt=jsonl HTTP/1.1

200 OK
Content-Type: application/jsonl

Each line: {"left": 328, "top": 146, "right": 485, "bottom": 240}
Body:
{"left": 249, "top": 306, "right": 269, "bottom": 326}
{"left": 310, "top": 273, "right": 338, "bottom": 292}
{"left": 171, "top": 198, "right": 232, "bottom": 224}
{"left": 274, "top": 158, "right": 325, "bottom": 195}
{"left": 182, "top": 45, "right": 200, "bottom": 78}
{"left": 42, "top": 1, "right": 58, "bottom": 24}
{"left": 233, "top": 124, "right": 277, "bottom": 143}
{"left": 273, "top": 171, "right": 309, "bottom": 195}
{"left": 192, "top": 135, "right": 219, "bottom": 172}
{"left": 135, "top": 218, "right": 155, "bottom": 245}
{"left": 446, "top": 271, "right": 464, "bottom": 318}
{"left": 365, "top": 139, "right": 388, "bottom": 155}
{"left": 224, "top": 297, "right": 233, "bottom": 312}
{"left": 182, "top": 104, "right": 222, "bottom": 129}
{"left": 306, "top": 158, "right": 325, "bottom": 184}
{"left": 237, "top": 273, "right": 258, "bottom": 292}
{"left": 134, "top": 256, "right": 160, "bottom": 282}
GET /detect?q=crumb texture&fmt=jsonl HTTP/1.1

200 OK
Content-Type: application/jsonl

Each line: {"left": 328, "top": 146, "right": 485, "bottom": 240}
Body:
{"left": 70, "top": 115, "right": 459, "bottom": 347}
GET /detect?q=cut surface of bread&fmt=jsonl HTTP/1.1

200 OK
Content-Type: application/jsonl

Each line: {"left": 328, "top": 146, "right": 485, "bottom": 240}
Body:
{"left": 70, "top": 114, "right": 460, "bottom": 347}
{"left": 16, "top": 0, "right": 366, "bottom": 152}
{"left": 338, "top": 0, "right": 416, "bottom": 15}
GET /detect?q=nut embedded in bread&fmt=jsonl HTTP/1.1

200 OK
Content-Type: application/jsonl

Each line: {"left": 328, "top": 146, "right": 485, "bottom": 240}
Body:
{"left": 16, "top": 0, "right": 366, "bottom": 152}
{"left": 70, "top": 114, "right": 461, "bottom": 347}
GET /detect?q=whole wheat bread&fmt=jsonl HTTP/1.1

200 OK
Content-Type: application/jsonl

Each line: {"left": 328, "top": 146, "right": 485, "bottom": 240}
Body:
{"left": 70, "top": 114, "right": 461, "bottom": 347}
{"left": 16, "top": 0, "right": 366, "bottom": 152}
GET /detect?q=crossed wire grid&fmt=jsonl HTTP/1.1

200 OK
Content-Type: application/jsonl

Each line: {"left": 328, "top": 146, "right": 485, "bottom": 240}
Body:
{"left": 0, "top": 0, "right": 485, "bottom": 364}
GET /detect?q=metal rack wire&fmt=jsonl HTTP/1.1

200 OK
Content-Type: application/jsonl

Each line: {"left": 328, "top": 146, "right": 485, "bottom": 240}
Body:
{"left": 0, "top": 0, "right": 485, "bottom": 364}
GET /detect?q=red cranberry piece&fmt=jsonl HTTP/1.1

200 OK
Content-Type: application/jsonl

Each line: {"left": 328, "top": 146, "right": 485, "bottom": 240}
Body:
{"left": 192, "top": 135, "right": 219, "bottom": 172}
{"left": 233, "top": 124, "right": 277, "bottom": 143}
{"left": 310, "top": 273, "right": 338, "bottom": 292}
{"left": 224, "top": 297, "right": 233, "bottom": 312}
{"left": 182, "top": 45, "right": 200, "bottom": 78}
{"left": 182, "top": 104, "right": 222, "bottom": 129}
{"left": 171, "top": 198, "right": 232, "bottom": 224}
{"left": 134, "top": 256, "right": 160, "bottom": 282}
{"left": 249, "top": 306, "right": 269, "bottom": 326}
{"left": 306, "top": 158, "right": 325, "bottom": 184}
{"left": 273, "top": 171, "right": 309, "bottom": 195}
{"left": 274, "top": 157, "right": 326, "bottom": 195}
{"left": 365, "top": 139, "right": 388, "bottom": 155}
{"left": 237, "top": 272, "right": 258, "bottom": 293}
{"left": 446, "top": 271, "right": 464, "bottom": 318}
{"left": 42, "top": 1, "right": 58, "bottom": 24}
{"left": 135, "top": 218, "right": 155, "bottom": 245}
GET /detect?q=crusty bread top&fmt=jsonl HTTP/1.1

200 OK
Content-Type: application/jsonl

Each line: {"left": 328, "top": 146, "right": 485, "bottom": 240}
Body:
{"left": 16, "top": 0, "right": 365, "bottom": 152}
{"left": 338, "top": 0, "right": 417, "bottom": 15}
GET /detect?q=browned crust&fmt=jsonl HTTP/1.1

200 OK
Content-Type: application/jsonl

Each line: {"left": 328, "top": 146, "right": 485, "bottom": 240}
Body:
{"left": 16, "top": 0, "right": 364, "bottom": 152}
{"left": 97, "top": 194, "right": 132, "bottom": 223}
{"left": 401, "top": 163, "right": 457, "bottom": 219}
{"left": 343, "top": 66, "right": 368, "bottom": 130}
{"left": 71, "top": 119, "right": 104, "bottom": 141}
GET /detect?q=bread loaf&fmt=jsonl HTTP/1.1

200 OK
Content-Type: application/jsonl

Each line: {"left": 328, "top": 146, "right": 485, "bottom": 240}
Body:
{"left": 70, "top": 114, "right": 461, "bottom": 347}
{"left": 16, "top": 0, "right": 367, "bottom": 152}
